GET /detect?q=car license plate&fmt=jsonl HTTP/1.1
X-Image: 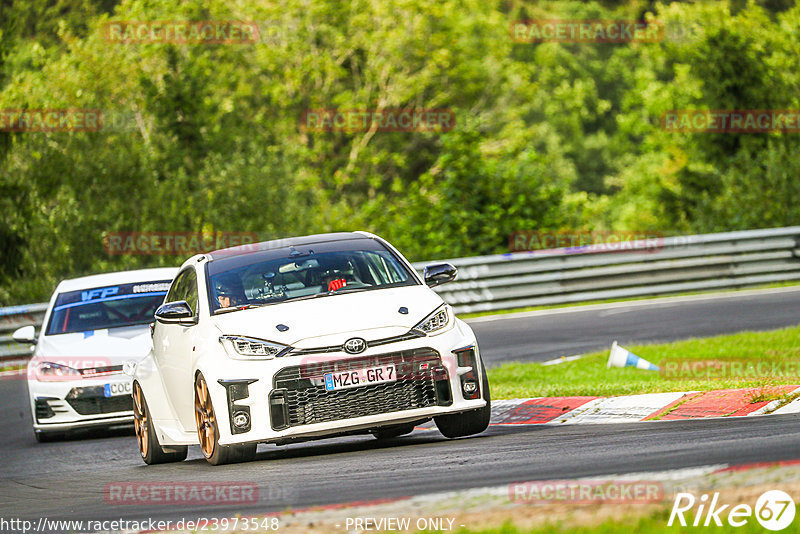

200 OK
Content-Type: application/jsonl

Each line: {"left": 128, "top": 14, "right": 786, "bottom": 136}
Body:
{"left": 104, "top": 381, "right": 132, "bottom": 397}
{"left": 324, "top": 364, "right": 396, "bottom": 391}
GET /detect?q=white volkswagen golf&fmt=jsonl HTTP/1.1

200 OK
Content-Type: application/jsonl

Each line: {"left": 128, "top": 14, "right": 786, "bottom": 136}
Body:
{"left": 14, "top": 268, "right": 177, "bottom": 442}
{"left": 133, "top": 232, "right": 490, "bottom": 465}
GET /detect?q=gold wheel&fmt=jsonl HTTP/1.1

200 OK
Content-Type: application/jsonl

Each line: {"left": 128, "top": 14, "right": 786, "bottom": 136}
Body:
{"left": 132, "top": 382, "right": 148, "bottom": 458}
{"left": 194, "top": 376, "right": 216, "bottom": 459}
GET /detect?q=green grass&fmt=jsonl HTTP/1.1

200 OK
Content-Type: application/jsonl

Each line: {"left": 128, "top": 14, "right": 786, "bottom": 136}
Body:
{"left": 460, "top": 280, "right": 800, "bottom": 320}
{"left": 487, "top": 325, "right": 800, "bottom": 399}
{"left": 439, "top": 511, "right": 777, "bottom": 533}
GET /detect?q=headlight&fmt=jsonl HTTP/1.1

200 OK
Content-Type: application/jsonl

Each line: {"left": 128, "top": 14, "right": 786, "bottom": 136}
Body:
{"left": 219, "top": 335, "right": 290, "bottom": 359}
{"left": 35, "top": 362, "right": 82, "bottom": 382}
{"left": 412, "top": 305, "right": 452, "bottom": 335}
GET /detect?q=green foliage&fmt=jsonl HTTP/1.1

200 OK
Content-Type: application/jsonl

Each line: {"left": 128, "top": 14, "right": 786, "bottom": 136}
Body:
{"left": 489, "top": 324, "right": 800, "bottom": 399}
{"left": 610, "top": 0, "right": 800, "bottom": 232}
{"left": 1, "top": 0, "right": 799, "bottom": 304}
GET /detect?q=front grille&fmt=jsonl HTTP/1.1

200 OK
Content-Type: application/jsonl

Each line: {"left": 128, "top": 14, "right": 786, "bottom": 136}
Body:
{"left": 35, "top": 397, "right": 56, "bottom": 421}
{"left": 270, "top": 347, "right": 450, "bottom": 429}
{"left": 65, "top": 386, "right": 133, "bottom": 415}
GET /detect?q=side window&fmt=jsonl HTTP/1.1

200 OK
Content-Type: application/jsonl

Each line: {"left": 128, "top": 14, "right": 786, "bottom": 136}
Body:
{"left": 166, "top": 271, "right": 187, "bottom": 303}
{"left": 166, "top": 269, "right": 198, "bottom": 315}
{"left": 183, "top": 270, "right": 198, "bottom": 315}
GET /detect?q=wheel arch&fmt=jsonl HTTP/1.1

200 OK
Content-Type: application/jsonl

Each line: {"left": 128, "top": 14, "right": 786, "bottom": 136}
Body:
{"left": 133, "top": 352, "right": 186, "bottom": 444}
{"left": 193, "top": 367, "right": 234, "bottom": 443}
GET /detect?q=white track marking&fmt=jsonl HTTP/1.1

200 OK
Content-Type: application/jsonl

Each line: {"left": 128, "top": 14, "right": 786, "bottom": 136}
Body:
{"left": 545, "top": 392, "right": 690, "bottom": 425}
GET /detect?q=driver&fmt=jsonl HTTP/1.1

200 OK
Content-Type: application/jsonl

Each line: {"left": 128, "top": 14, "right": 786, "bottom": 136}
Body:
{"left": 216, "top": 289, "right": 239, "bottom": 309}
{"left": 214, "top": 276, "right": 246, "bottom": 309}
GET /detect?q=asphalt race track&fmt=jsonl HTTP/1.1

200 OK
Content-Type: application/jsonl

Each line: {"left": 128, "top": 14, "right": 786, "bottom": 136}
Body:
{"left": 2, "top": 288, "right": 800, "bottom": 528}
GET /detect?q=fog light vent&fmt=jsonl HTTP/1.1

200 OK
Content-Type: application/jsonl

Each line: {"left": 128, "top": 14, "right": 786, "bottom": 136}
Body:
{"left": 35, "top": 397, "right": 56, "bottom": 421}
{"left": 453, "top": 346, "right": 481, "bottom": 400}
{"left": 218, "top": 379, "right": 256, "bottom": 434}
{"left": 232, "top": 411, "right": 250, "bottom": 428}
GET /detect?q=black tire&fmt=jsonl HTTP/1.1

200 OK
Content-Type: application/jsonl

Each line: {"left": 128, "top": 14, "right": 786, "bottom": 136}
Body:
{"left": 207, "top": 442, "right": 258, "bottom": 466}
{"left": 133, "top": 382, "right": 188, "bottom": 465}
{"left": 372, "top": 422, "right": 416, "bottom": 440}
{"left": 195, "top": 373, "right": 257, "bottom": 466}
{"left": 434, "top": 365, "right": 491, "bottom": 439}
{"left": 34, "top": 430, "right": 66, "bottom": 443}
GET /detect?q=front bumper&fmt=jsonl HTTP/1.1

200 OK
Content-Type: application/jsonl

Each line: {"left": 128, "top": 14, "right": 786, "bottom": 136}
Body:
{"left": 28, "top": 374, "right": 134, "bottom": 431}
{"left": 204, "top": 319, "right": 486, "bottom": 446}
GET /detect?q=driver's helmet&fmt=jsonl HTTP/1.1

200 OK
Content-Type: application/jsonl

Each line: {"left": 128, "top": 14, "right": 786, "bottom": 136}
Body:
{"left": 213, "top": 275, "right": 246, "bottom": 307}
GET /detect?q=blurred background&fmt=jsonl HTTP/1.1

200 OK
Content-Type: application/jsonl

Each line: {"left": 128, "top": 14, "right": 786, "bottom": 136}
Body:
{"left": 1, "top": 0, "right": 798, "bottom": 304}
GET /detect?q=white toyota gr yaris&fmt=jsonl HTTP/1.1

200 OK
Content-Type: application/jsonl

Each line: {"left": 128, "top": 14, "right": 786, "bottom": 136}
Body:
{"left": 133, "top": 232, "right": 490, "bottom": 465}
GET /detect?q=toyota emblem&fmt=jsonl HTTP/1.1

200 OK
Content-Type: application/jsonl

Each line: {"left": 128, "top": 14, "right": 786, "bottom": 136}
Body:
{"left": 343, "top": 337, "right": 367, "bottom": 354}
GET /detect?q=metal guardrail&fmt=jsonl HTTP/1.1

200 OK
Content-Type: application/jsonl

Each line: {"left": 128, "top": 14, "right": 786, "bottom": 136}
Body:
{"left": 3, "top": 226, "right": 800, "bottom": 364}
{"left": 0, "top": 303, "right": 48, "bottom": 363}
{"left": 412, "top": 226, "right": 800, "bottom": 314}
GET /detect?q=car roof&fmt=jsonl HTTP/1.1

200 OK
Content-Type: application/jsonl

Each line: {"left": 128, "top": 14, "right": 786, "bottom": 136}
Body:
{"left": 206, "top": 232, "right": 372, "bottom": 260}
{"left": 54, "top": 267, "right": 178, "bottom": 293}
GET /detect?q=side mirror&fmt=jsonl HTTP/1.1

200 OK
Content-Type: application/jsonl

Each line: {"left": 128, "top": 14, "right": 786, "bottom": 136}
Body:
{"left": 154, "top": 301, "right": 197, "bottom": 325}
{"left": 424, "top": 263, "right": 457, "bottom": 288}
{"left": 12, "top": 325, "right": 37, "bottom": 345}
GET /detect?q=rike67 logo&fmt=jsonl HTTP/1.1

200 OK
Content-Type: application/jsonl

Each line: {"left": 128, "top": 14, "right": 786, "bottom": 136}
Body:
{"left": 669, "top": 490, "right": 795, "bottom": 531}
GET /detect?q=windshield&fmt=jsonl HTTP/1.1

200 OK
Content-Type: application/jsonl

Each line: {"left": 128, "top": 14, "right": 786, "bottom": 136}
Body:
{"left": 45, "top": 280, "right": 171, "bottom": 335}
{"left": 206, "top": 240, "right": 417, "bottom": 314}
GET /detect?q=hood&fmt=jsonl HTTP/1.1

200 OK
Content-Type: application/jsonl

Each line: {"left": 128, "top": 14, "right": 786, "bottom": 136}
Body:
{"left": 34, "top": 324, "right": 153, "bottom": 368}
{"left": 211, "top": 285, "right": 443, "bottom": 347}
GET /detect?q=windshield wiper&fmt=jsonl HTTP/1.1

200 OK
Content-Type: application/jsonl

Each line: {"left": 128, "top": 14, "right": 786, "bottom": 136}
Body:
{"left": 213, "top": 303, "right": 267, "bottom": 315}
{"left": 279, "top": 286, "right": 370, "bottom": 304}
{"left": 328, "top": 286, "right": 369, "bottom": 294}
{"left": 278, "top": 293, "right": 332, "bottom": 304}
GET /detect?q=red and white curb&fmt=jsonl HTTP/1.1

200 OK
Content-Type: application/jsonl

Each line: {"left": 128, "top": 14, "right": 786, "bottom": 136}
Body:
{"left": 417, "top": 386, "right": 800, "bottom": 431}
{"left": 495, "top": 386, "right": 800, "bottom": 425}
